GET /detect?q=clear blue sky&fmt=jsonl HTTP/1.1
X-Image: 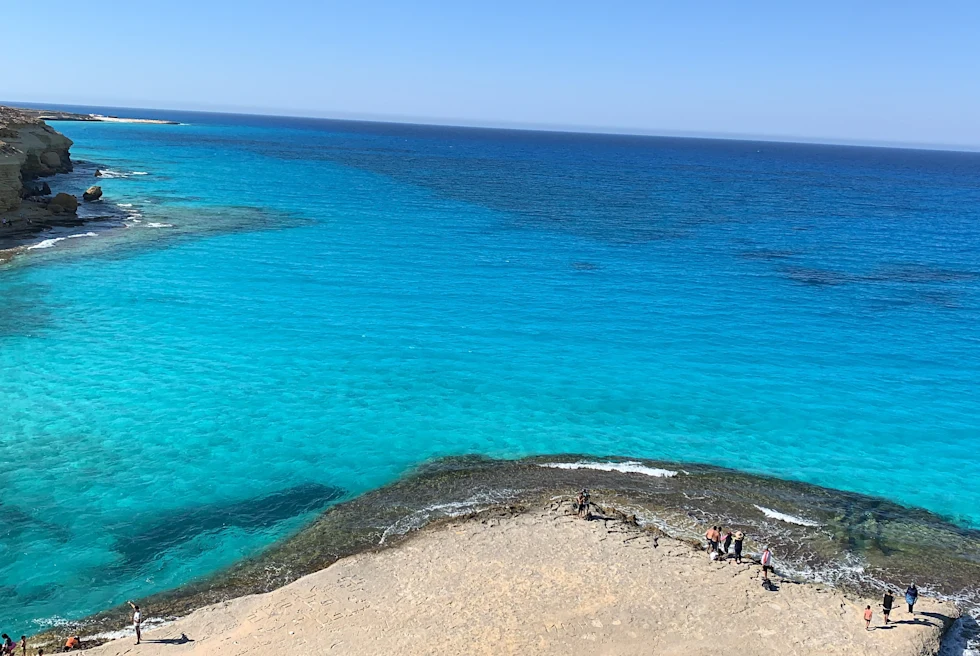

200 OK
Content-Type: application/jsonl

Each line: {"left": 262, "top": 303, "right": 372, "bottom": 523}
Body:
{"left": 6, "top": 1, "right": 980, "bottom": 147}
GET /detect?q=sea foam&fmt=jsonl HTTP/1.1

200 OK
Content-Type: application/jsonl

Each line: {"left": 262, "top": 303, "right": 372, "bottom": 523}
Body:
{"left": 753, "top": 505, "right": 821, "bottom": 527}
{"left": 27, "top": 232, "right": 97, "bottom": 251}
{"left": 538, "top": 461, "right": 678, "bottom": 477}
{"left": 28, "top": 237, "right": 65, "bottom": 250}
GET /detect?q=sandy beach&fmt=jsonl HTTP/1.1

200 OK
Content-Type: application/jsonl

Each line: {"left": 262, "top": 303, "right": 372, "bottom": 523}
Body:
{"left": 73, "top": 502, "right": 955, "bottom": 656}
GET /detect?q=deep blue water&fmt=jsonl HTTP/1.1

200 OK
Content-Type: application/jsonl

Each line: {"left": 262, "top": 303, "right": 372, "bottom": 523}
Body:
{"left": 1, "top": 106, "right": 979, "bottom": 632}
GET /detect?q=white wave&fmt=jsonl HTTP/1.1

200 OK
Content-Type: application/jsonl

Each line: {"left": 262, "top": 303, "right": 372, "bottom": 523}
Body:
{"left": 117, "top": 203, "right": 133, "bottom": 208}
{"left": 28, "top": 237, "right": 65, "bottom": 250}
{"left": 27, "top": 232, "right": 97, "bottom": 251}
{"left": 754, "top": 505, "right": 821, "bottom": 527}
{"left": 538, "top": 461, "right": 678, "bottom": 478}
{"left": 146, "top": 222, "right": 173, "bottom": 228}
{"left": 131, "top": 171, "right": 149, "bottom": 175}
{"left": 97, "top": 169, "right": 127, "bottom": 178}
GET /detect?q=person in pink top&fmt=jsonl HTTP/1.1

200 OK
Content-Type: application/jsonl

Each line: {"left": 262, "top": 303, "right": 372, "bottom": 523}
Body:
{"left": 760, "top": 546, "right": 773, "bottom": 587}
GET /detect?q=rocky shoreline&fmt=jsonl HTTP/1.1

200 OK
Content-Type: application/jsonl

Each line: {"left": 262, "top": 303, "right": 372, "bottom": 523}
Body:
{"left": 34, "top": 502, "right": 959, "bottom": 656}
{"left": 0, "top": 106, "right": 113, "bottom": 260}
{"left": 0, "top": 106, "right": 73, "bottom": 212}
{"left": 22, "top": 455, "right": 980, "bottom": 653}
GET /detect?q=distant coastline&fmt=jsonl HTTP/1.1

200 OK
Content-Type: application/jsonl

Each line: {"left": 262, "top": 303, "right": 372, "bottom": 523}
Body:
{"left": 0, "top": 104, "right": 178, "bottom": 264}
{"left": 15, "top": 106, "right": 179, "bottom": 125}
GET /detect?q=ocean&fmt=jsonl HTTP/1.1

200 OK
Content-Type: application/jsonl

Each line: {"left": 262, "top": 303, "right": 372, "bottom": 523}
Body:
{"left": 1, "top": 106, "right": 978, "bottom": 645}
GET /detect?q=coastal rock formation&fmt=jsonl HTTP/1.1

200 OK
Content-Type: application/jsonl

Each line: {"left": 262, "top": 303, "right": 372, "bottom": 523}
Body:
{"left": 22, "top": 181, "right": 51, "bottom": 197}
{"left": 48, "top": 192, "right": 78, "bottom": 214}
{"left": 0, "top": 106, "right": 73, "bottom": 213}
{"left": 72, "top": 504, "right": 957, "bottom": 656}
{"left": 83, "top": 185, "right": 103, "bottom": 202}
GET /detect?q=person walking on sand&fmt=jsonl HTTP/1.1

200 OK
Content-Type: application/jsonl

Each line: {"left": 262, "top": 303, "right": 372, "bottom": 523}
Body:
{"left": 722, "top": 529, "right": 733, "bottom": 555}
{"left": 733, "top": 530, "right": 744, "bottom": 564}
{"left": 882, "top": 590, "right": 895, "bottom": 624}
{"left": 905, "top": 582, "right": 918, "bottom": 614}
{"left": 864, "top": 605, "right": 873, "bottom": 631}
{"left": 128, "top": 601, "right": 142, "bottom": 644}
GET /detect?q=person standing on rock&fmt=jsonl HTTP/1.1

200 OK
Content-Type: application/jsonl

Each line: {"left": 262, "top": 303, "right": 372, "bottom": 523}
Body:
{"left": 128, "top": 601, "right": 142, "bottom": 645}
{"left": 722, "top": 529, "right": 733, "bottom": 555}
{"left": 732, "top": 531, "right": 744, "bottom": 564}
{"left": 905, "top": 583, "right": 918, "bottom": 614}
{"left": 705, "top": 526, "right": 719, "bottom": 553}
{"left": 760, "top": 546, "right": 773, "bottom": 585}
{"left": 576, "top": 489, "right": 591, "bottom": 519}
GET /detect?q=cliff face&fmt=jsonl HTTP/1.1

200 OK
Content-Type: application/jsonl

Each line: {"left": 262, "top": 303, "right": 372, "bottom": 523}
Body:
{"left": 0, "top": 106, "right": 73, "bottom": 212}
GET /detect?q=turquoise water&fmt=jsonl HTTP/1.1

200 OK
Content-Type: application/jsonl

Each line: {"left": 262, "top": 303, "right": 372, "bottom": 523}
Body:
{"left": 2, "top": 108, "right": 979, "bottom": 632}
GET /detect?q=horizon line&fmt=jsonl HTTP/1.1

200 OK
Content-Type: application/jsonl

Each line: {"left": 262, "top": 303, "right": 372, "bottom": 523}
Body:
{"left": 7, "top": 98, "right": 980, "bottom": 155}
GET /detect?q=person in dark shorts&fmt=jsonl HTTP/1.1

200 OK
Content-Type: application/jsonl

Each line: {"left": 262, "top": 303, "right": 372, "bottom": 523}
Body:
{"left": 760, "top": 547, "right": 773, "bottom": 584}
{"left": 732, "top": 531, "right": 744, "bottom": 564}
{"left": 864, "top": 605, "right": 873, "bottom": 630}
{"left": 722, "top": 529, "right": 733, "bottom": 555}
{"left": 576, "top": 489, "right": 591, "bottom": 519}
{"left": 705, "top": 526, "right": 719, "bottom": 553}
{"left": 882, "top": 590, "right": 895, "bottom": 624}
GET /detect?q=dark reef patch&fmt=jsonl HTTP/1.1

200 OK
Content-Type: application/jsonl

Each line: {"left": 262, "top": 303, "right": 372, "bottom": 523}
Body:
{"left": 108, "top": 483, "right": 345, "bottom": 571}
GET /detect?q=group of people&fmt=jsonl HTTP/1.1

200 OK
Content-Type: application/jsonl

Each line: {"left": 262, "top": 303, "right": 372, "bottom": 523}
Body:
{"left": 703, "top": 525, "right": 746, "bottom": 564}
{"left": 704, "top": 526, "right": 774, "bottom": 590}
{"left": 1, "top": 635, "right": 42, "bottom": 656}
{"left": 3, "top": 600, "right": 142, "bottom": 655}
{"left": 863, "top": 583, "right": 920, "bottom": 630}
{"left": 1, "top": 635, "right": 27, "bottom": 656}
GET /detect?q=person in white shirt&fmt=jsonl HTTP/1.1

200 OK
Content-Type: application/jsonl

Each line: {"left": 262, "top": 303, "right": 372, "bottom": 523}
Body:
{"left": 127, "top": 601, "right": 142, "bottom": 645}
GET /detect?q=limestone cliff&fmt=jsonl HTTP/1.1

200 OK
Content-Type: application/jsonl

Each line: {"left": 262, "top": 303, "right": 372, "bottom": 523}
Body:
{"left": 0, "top": 106, "right": 73, "bottom": 212}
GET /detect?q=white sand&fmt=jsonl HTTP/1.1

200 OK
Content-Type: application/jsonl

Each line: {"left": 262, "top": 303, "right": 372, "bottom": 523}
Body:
{"left": 82, "top": 503, "right": 955, "bottom": 656}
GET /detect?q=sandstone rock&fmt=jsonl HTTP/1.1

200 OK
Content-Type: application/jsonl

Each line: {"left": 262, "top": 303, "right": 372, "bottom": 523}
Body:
{"left": 40, "top": 151, "right": 61, "bottom": 168}
{"left": 0, "top": 106, "right": 73, "bottom": 212}
{"left": 83, "top": 185, "right": 103, "bottom": 202}
{"left": 49, "top": 192, "right": 78, "bottom": 214}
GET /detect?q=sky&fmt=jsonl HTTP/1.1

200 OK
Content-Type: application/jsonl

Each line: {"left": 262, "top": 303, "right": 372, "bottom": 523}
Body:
{"left": 4, "top": 1, "right": 980, "bottom": 148}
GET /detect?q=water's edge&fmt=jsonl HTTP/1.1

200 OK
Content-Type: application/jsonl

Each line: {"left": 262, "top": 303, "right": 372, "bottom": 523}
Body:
{"left": 30, "top": 454, "right": 980, "bottom": 652}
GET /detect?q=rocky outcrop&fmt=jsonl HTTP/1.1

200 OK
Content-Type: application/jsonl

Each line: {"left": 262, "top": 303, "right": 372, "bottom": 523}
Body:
{"left": 48, "top": 192, "right": 78, "bottom": 214}
{"left": 83, "top": 185, "right": 102, "bottom": 202}
{"left": 0, "top": 106, "right": 73, "bottom": 213}
{"left": 22, "top": 180, "right": 51, "bottom": 197}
